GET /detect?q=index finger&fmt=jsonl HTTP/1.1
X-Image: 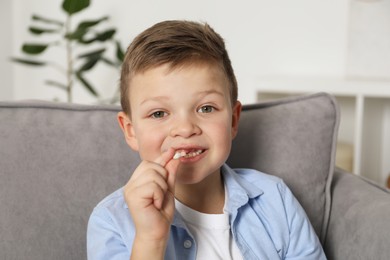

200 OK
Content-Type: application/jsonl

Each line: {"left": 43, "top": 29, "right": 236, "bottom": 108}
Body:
{"left": 154, "top": 148, "right": 176, "bottom": 167}
{"left": 155, "top": 148, "right": 179, "bottom": 193}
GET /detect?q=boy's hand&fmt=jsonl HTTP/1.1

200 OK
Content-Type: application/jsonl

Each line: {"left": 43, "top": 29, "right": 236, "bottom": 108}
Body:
{"left": 124, "top": 148, "right": 180, "bottom": 246}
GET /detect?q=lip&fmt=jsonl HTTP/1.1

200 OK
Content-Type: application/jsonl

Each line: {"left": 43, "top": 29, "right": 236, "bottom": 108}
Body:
{"left": 172, "top": 144, "right": 206, "bottom": 151}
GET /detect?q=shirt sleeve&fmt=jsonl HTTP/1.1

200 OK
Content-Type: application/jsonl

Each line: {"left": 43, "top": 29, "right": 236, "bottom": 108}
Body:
{"left": 87, "top": 207, "right": 130, "bottom": 260}
{"left": 278, "top": 181, "right": 327, "bottom": 260}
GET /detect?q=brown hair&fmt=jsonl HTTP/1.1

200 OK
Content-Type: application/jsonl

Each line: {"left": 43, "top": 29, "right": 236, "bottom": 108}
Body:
{"left": 120, "top": 20, "right": 238, "bottom": 115}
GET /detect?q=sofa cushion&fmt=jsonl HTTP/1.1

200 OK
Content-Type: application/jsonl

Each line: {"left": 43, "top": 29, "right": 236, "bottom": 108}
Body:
{"left": 0, "top": 101, "right": 138, "bottom": 259}
{"left": 228, "top": 92, "right": 339, "bottom": 242}
{"left": 0, "top": 92, "right": 339, "bottom": 259}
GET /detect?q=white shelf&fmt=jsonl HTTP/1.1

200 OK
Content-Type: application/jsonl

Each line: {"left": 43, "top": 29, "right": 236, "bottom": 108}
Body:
{"left": 256, "top": 77, "right": 390, "bottom": 98}
{"left": 256, "top": 77, "right": 390, "bottom": 186}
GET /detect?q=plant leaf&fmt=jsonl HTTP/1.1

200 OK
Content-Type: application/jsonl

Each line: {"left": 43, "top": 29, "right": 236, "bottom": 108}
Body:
{"left": 45, "top": 80, "right": 68, "bottom": 90}
{"left": 65, "top": 28, "right": 87, "bottom": 41}
{"left": 116, "top": 41, "right": 125, "bottom": 62}
{"left": 101, "top": 57, "right": 116, "bottom": 66}
{"left": 76, "top": 72, "right": 99, "bottom": 97}
{"left": 32, "top": 14, "right": 64, "bottom": 26}
{"left": 79, "top": 57, "right": 100, "bottom": 71}
{"left": 77, "top": 48, "right": 106, "bottom": 71}
{"left": 62, "top": 0, "right": 90, "bottom": 15}
{"left": 78, "top": 48, "right": 106, "bottom": 59}
{"left": 77, "top": 17, "right": 109, "bottom": 30}
{"left": 22, "top": 43, "right": 49, "bottom": 55}
{"left": 11, "top": 57, "right": 46, "bottom": 66}
{"left": 29, "top": 26, "right": 60, "bottom": 35}
{"left": 95, "top": 29, "right": 116, "bottom": 41}
{"left": 80, "top": 29, "right": 116, "bottom": 44}
{"left": 66, "top": 17, "right": 109, "bottom": 41}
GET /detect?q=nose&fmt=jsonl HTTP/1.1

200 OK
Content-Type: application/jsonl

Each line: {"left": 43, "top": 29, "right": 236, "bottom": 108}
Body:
{"left": 170, "top": 115, "right": 201, "bottom": 138}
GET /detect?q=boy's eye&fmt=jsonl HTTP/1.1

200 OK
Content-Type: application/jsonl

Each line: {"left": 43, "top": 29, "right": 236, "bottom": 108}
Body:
{"left": 198, "top": 105, "right": 215, "bottom": 113}
{"left": 150, "top": 111, "right": 167, "bottom": 118}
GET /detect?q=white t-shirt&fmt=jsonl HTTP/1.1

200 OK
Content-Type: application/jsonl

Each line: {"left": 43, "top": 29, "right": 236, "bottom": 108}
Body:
{"left": 175, "top": 199, "right": 243, "bottom": 260}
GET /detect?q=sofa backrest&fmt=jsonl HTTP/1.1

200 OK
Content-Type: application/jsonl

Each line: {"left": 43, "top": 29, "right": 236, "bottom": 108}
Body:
{"left": 227, "top": 93, "right": 339, "bottom": 242}
{"left": 0, "top": 101, "right": 137, "bottom": 259}
{"left": 0, "top": 93, "right": 339, "bottom": 259}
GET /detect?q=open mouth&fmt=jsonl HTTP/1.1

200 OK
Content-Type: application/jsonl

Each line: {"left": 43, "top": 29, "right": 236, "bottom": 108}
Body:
{"left": 173, "top": 149, "right": 205, "bottom": 160}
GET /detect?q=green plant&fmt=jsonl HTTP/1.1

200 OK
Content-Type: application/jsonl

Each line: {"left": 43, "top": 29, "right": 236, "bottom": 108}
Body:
{"left": 12, "top": 0, "right": 125, "bottom": 103}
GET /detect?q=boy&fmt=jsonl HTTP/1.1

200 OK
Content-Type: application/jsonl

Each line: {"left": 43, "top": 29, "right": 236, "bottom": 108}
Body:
{"left": 87, "top": 20, "right": 326, "bottom": 259}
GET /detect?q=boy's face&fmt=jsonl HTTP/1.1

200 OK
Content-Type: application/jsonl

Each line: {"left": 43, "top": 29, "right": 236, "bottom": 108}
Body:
{"left": 119, "top": 63, "right": 241, "bottom": 185}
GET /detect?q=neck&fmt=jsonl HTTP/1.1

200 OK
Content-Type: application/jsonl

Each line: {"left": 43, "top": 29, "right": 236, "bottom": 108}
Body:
{"left": 175, "top": 170, "right": 225, "bottom": 214}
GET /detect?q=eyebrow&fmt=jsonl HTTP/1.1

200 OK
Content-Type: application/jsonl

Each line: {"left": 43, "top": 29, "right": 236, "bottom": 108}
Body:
{"left": 196, "top": 90, "right": 225, "bottom": 98}
{"left": 140, "top": 96, "right": 170, "bottom": 106}
{"left": 140, "top": 90, "right": 225, "bottom": 106}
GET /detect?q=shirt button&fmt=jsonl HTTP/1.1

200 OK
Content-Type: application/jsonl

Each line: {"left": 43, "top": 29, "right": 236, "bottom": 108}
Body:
{"left": 183, "top": 239, "right": 192, "bottom": 249}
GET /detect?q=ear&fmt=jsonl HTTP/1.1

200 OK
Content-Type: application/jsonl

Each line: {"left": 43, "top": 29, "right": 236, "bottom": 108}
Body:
{"left": 117, "top": 111, "right": 139, "bottom": 151}
{"left": 231, "top": 101, "right": 242, "bottom": 139}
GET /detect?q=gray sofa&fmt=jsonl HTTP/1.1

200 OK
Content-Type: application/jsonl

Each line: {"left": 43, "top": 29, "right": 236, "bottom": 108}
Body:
{"left": 1, "top": 93, "right": 389, "bottom": 259}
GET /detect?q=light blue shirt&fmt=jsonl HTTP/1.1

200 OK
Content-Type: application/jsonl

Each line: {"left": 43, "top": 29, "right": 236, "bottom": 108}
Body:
{"left": 87, "top": 164, "right": 326, "bottom": 259}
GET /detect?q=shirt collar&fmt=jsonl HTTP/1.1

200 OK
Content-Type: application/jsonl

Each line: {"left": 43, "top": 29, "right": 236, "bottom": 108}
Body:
{"left": 221, "top": 164, "right": 264, "bottom": 215}
{"left": 171, "top": 164, "right": 264, "bottom": 227}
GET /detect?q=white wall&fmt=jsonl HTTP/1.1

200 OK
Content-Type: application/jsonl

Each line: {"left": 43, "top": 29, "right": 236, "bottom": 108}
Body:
{"left": 347, "top": 0, "right": 390, "bottom": 79}
{"left": 0, "top": 0, "right": 14, "bottom": 100}
{"left": 347, "top": 0, "right": 390, "bottom": 185}
{"left": 3, "top": 0, "right": 350, "bottom": 104}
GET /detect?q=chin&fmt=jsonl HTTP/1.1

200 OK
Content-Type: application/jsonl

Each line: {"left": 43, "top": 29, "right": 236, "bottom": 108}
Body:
{"left": 176, "top": 164, "right": 222, "bottom": 185}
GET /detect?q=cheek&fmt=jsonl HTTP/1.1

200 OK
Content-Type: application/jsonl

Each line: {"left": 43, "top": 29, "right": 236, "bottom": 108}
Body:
{"left": 208, "top": 118, "right": 233, "bottom": 147}
{"left": 135, "top": 126, "right": 167, "bottom": 159}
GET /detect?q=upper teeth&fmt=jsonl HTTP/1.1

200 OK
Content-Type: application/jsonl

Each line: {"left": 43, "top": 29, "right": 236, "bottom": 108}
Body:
{"left": 173, "top": 149, "right": 203, "bottom": 159}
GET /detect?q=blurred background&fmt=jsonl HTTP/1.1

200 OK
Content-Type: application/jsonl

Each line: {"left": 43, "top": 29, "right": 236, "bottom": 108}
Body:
{"left": 1, "top": 0, "right": 389, "bottom": 187}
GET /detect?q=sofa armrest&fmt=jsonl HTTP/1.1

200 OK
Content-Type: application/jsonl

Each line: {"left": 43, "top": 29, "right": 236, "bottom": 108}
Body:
{"left": 324, "top": 168, "right": 390, "bottom": 260}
